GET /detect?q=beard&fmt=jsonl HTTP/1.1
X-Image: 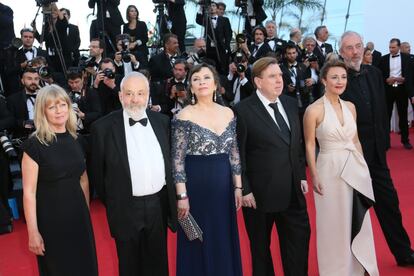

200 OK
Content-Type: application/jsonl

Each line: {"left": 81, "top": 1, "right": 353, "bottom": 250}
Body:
{"left": 344, "top": 56, "right": 362, "bottom": 71}
{"left": 123, "top": 103, "right": 146, "bottom": 120}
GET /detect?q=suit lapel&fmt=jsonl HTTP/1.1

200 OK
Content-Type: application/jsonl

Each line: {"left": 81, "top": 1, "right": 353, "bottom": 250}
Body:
{"left": 111, "top": 111, "right": 132, "bottom": 180}
{"left": 251, "top": 93, "right": 290, "bottom": 145}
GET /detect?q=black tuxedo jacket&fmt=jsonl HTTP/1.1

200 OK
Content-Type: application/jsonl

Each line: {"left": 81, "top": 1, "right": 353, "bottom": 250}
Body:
{"left": 90, "top": 110, "right": 177, "bottom": 240}
{"left": 379, "top": 53, "right": 414, "bottom": 96}
{"left": 149, "top": 52, "right": 174, "bottom": 82}
{"left": 88, "top": 0, "right": 123, "bottom": 28}
{"left": 371, "top": 49, "right": 382, "bottom": 67}
{"left": 341, "top": 65, "right": 389, "bottom": 166}
{"left": 288, "top": 40, "right": 303, "bottom": 62}
{"left": 67, "top": 24, "right": 81, "bottom": 65}
{"left": 235, "top": 93, "right": 306, "bottom": 212}
{"left": 224, "top": 74, "right": 254, "bottom": 104}
{"left": 0, "top": 97, "right": 14, "bottom": 132}
{"left": 6, "top": 90, "right": 30, "bottom": 138}
{"left": 313, "top": 42, "right": 333, "bottom": 66}
{"left": 248, "top": 43, "right": 271, "bottom": 64}
{"left": 195, "top": 13, "right": 231, "bottom": 53}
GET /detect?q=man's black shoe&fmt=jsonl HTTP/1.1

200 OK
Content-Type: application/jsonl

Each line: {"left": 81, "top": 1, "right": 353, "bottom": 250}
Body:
{"left": 403, "top": 142, "right": 413, "bottom": 150}
{"left": 397, "top": 252, "right": 414, "bottom": 266}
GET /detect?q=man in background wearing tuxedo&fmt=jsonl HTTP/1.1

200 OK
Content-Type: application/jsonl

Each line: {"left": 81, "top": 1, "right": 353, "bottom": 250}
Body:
{"left": 235, "top": 57, "right": 310, "bottom": 275}
{"left": 60, "top": 8, "right": 81, "bottom": 66}
{"left": 167, "top": 0, "right": 187, "bottom": 53}
{"left": 313, "top": 25, "right": 333, "bottom": 67}
{"left": 379, "top": 38, "right": 414, "bottom": 149}
{"left": 366, "top": 41, "right": 382, "bottom": 68}
{"left": 196, "top": 1, "right": 231, "bottom": 74}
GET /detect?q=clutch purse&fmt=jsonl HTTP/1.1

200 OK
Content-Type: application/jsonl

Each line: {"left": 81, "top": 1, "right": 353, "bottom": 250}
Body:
{"left": 178, "top": 213, "right": 203, "bottom": 242}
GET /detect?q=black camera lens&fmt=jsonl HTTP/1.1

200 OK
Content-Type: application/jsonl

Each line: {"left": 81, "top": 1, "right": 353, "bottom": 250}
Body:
{"left": 38, "top": 66, "right": 51, "bottom": 78}
{"left": 121, "top": 51, "right": 131, "bottom": 63}
{"left": 175, "top": 83, "right": 185, "bottom": 92}
{"left": 103, "top": 68, "right": 115, "bottom": 79}
{"left": 236, "top": 63, "right": 246, "bottom": 73}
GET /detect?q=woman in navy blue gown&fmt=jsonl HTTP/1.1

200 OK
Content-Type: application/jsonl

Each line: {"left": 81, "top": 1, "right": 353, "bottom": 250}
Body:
{"left": 172, "top": 63, "right": 243, "bottom": 276}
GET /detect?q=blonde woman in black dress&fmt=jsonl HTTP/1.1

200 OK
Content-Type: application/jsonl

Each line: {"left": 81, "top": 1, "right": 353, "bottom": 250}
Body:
{"left": 22, "top": 85, "right": 97, "bottom": 276}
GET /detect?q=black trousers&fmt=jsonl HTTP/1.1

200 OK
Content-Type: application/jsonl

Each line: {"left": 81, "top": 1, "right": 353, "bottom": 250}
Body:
{"left": 243, "top": 191, "right": 310, "bottom": 276}
{"left": 386, "top": 85, "right": 409, "bottom": 143}
{"left": 115, "top": 187, "right": 169, "bottom": 276}
{"left": 368, "top": 154, "right": 413, "bottom": 261}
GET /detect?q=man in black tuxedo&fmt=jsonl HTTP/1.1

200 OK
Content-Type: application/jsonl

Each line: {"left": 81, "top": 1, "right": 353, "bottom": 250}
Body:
{"left": 60, "top": 8, "right": 81, "bottom": 66}
{"left": 196, "top": 1, "right": 232, "bottom": 74}
{"left": 264, "top": 20, "right": 286, "bottom": 59}
{"left": 167, "top": 0, "right": 187, "bottom": 53}
{"left": 313, "top": 25, "right": 333, "bottom": 67}
{"left": 90, "top": 72, "right": 177, "bottom": 276}
{"left": 88, "top": 0, "right": 123, "bottom": 56}
{"left": 340, "top": 31, "right": 414, "bottom": 267}
{"left": 4, "top": 28, "right": 47, "bottom": 96}
{"left": 247, "top": 26, "right": 272, "bottom": 65}
{"left": 235, "top": 57, "right": 310, "bottom": 276}
{"left": 366, "top": 41, "right": 382, "bottom": 68}
{"left": 149, "top": 33, "right": 179, "bottom": 83}
{"left": 6, "top": 68, "right": 40, "bottom": 140}
{"left": 379, "top": 38, "right": 414, "bottom": 149}
{"left": 288, "top": 28, "right": 303, "bottom": 62}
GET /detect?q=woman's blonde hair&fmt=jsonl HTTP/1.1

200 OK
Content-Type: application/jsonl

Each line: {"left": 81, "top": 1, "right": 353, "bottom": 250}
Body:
{"left": 33, "top": 84, "right": 77, "bottom": 145}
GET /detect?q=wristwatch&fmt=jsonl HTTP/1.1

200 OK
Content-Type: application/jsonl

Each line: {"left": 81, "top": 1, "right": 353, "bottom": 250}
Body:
{"left": 176, "top": 192, "right": 188, "bottom": 200}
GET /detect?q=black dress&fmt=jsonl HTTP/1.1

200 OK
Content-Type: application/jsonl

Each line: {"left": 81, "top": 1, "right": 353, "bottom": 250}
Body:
{"left": 22, "top": 132, "right": 98, "bottom": 276}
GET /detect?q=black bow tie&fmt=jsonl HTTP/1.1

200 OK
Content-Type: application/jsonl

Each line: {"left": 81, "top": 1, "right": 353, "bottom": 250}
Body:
{"left": 211, "top": 16, "right": 217, "bottom": 20}
{"left": 26, "top": 93, "right": 36, "bottom": 100}
{"left": 290, "top": 64, "right": 297, "bottom": 68}
{"left": 392, "top": 54, "right": 400, "bottom": 58}
{"left": 320, "top": 43, "right": 325, "bottom": 48}
{"left": 129, "top": 117, "right": 148, "bottom": 127}
{"left": 24, "top": 48, "right": 33, "bottom": 53}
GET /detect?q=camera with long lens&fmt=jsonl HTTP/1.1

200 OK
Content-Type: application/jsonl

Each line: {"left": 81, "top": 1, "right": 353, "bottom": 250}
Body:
{"left": 102, "top": 68, "right": 115, "bottom": 79}
{"left": 305, "top": 53, "right": 318, "bottom": 62}
{"left": 235, "top": 34, "right": 246, "bottom": 44}
{"left": 78, "top": 56, "right": 97, "bottom": 71}
{"left": 35, "top": 0, "right": 57, "bottom": 7}
{"left": 117, "top": 34, "right": 132, "bottom": 63}
{"left": 235, "top": 0, "right": 248, "bottom": 8}
{"left": 37, "top": 65, "right": 51, "bottom": 78}
{"left": 0, "top": 131, "right": 17, "bottom": 158}
{"left": 234, "top": 51, "right": 246, "bottom": 73}
{"left": 187, "top": 48, "right": 207, "bottom": 65}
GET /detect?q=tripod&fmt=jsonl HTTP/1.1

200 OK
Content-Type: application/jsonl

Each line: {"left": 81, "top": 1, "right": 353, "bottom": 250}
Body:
{"left": 200, "top": 2, "right": 221, "bottom": 65}
{"left": 95, "top": 0, "right": 116, "bottom": 57}
{"left": 153, "top": 2, "right": 171, "bottom": 53}
{"left": 35, "top": 4, "right": 68, "bottom": 79}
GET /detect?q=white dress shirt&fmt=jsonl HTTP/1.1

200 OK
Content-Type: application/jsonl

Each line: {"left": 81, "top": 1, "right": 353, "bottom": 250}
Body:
{"left": 256, "top": 90, "right": 290, "bottom": 129}
{"left": 389, "top": 52, "right": 402, "bottom": 78}
{"left": 123, "top": 110, "right": 166, "bottom": 196}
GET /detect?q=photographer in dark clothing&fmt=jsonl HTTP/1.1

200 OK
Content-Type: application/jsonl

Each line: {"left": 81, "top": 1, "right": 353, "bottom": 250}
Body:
{"left": 66, "top": 69, "right": 102, "bottom": 134}
{"left": 93, "top": 58, "right": 121, "bottom": 116}
{"left": 0, "top": 2, "right": 15, "bottom": 97}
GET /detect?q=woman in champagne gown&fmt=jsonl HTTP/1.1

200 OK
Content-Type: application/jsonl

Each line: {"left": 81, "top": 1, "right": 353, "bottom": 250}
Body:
{"left": 304, "top": 60, "right": 379, "bottom": 276}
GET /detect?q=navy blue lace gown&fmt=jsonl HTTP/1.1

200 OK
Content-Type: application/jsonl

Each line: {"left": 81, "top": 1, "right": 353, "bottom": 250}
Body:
{"left": 172, "top": 118, "right": 243, "bottom": 276}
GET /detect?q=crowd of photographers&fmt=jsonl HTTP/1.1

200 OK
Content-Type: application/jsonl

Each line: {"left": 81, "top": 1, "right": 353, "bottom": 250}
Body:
{"left": 3, "top": 0, "right": 413, "bottom": 232}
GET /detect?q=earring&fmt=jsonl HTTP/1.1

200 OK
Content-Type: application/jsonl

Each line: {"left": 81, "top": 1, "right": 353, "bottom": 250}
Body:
{"left": 191, "top": 93, "right": 195, "bottom": 105}
{"left": 213, "top": 91, "right": 217, "bottom": 102}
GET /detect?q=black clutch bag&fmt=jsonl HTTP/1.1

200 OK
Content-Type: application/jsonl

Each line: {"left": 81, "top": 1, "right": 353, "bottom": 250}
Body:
{"left": 178, "top": 213, "right": 203, "bottom": 242}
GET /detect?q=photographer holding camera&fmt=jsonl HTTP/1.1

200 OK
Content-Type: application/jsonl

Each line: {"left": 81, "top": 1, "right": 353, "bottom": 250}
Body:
{"left": 29, "top": 56, "right": 58, "bottom": 87}
{"left": 66, "top": 68, "right": 102, "bottom": 133}
{"left": 93, "top": 58, "right": 121, "bottom": 116}
{"left": 4, "top": 28, "right": 48, "bottom": 96}
{"left": 6, "top": 68, "right": 40, "bottom": 140}
{"left": 84, "top": 38, "right": 105, "bottom": 88}
{"left": 224, "top": 51, "right": 254, "bottom": 106}
{"left": 163, "top": 59, "right": 189, "bottom": 117}
{"left": 114, "top": 34, "right": 143, "bottom": 78}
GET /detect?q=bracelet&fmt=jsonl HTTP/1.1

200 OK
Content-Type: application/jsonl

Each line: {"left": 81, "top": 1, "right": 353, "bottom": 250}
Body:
{"left": 234, "top": 186, "right": 243, "bottom": 191}
{"left": 176, "top": 192, "right": 188, "bottom": 200}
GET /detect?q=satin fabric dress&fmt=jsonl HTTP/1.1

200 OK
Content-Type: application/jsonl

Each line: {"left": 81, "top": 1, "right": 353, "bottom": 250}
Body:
{"left": 314, "top": 96, "right": 379, "bottom": 276}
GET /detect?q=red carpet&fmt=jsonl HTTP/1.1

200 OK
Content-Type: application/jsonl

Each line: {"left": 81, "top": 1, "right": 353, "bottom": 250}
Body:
{"left": 1, "top": 132, "right": 414, "bottom": 276}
